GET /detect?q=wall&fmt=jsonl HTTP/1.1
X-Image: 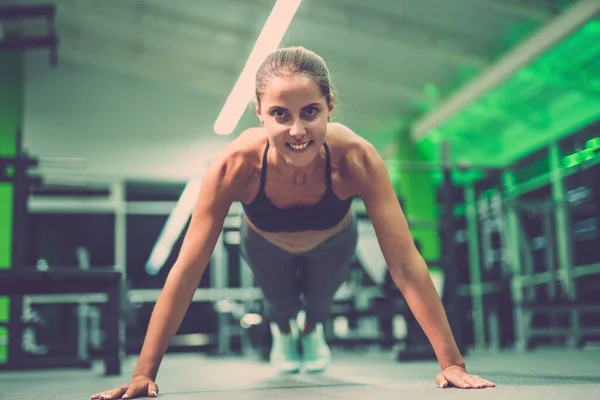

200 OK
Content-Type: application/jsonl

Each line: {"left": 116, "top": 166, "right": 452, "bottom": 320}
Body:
{"left": 22, "top": 53, "right": 254, "bottom": 181}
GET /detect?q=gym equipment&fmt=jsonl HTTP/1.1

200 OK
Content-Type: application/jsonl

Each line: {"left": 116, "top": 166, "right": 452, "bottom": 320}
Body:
{"left": 437, "top": 143, "right": 466, "bottom": 356}
{"left": 327, "top": 256, "right": 398, "bottom": 349}
{"left": 453, "top": 125, "right": 600, "bottom": 353}
{"left": 505, "top": 143, "right": 600, "bottom": 351}
{"left": 0, "top": 128, "right": 42, "bottom": 371}
{"left": 0, "top": 3, "right": 59, "bottom": 67}
{"left": 0, "top": 127, "right": 124, "bottom": 375}
{"left": 0, "top": 267, "right": 122, "bottom": 375}
{"left": 1, "top": 15, "right": 63, "bottom": 367}
{"left": 476, "top": 191, "right": 514, "bottom": 351}
{"left": 20, "top": 297, "right": 48, "bottom": 356}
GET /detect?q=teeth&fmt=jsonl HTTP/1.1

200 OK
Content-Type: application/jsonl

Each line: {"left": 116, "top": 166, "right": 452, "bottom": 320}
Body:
{"left": 290, "top": 142, "right": 309, "bottom": 150}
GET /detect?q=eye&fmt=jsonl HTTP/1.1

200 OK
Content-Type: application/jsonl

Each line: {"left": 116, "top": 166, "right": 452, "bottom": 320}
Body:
{"left": 303, "top": 107, "right": 318, "bottom": 117}
{"left": 271, "top": 109, "right": 287, "bottom": 119}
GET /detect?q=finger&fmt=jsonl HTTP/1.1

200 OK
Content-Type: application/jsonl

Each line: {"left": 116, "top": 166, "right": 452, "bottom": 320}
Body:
{"left": 463, "top": 375, "right": 481, "bottom": 389}
{"left": 148, "top": 382, "right": 159, "bottom": 397}
{"left": 480, "top": 378, "right": 496, "bottom": 387}
{"left": 435, "top": 373, "right": 444, "bottom": 385}
{"left": 104, "top": 387, "right": 127, "bottom": 399}
{"left": 467, "top": 375, "right": 495, "bottom": 389}
{"left": 448, "top": 375, "right": 470, "bottom": 389}
{"left": 91, "top": 391, "right": 113, "bottom": 400}
{"left": 469, "top": 377, "right": 485, "bottom": 389}
{"left": 473, "top": 376, "right": 491, "bottom": 389}
{"left": 435, "top": 373, "right": 448, "bottom": 389}
{"left": 123, "top": 384, "right": 144, "bottom": 399}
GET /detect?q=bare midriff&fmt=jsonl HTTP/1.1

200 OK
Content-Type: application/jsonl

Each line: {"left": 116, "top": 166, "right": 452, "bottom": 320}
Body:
{"left": 244, "top": 208, "right": 354, "bottom": 254}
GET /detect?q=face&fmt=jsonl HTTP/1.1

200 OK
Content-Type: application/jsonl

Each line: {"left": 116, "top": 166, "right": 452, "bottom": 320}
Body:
{"left": 256, "top": 74, "right": 333, "bottom": 167}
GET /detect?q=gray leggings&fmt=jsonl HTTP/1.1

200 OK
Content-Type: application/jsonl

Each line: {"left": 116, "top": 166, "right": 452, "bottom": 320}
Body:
{"left": 240, "top": 216, "right": 358, "bottom": 328}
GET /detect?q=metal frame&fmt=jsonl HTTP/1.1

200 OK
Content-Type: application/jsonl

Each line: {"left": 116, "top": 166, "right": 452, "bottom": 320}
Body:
{"left": 128, "top": 288, "right": 263, "bottom": 304}
{"left": 0, "top": 3, "right": 59, "bottom": 66}
{"left": 549, "top": 143, "right": 576, "bottom": 299}
{"left": 0, "top": 268, "right": 122, "bottom": 375}
{"left": 505, "top": 151, "right": 600, "bottom": 201}
{"left": 457, "top": 137, "right": 600, "bottom": 352}
{"left": 463, "top": 186, "right": 485, "bottom": 351}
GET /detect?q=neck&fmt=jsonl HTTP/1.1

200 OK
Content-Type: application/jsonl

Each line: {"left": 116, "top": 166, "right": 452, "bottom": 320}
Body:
{"left": 270, "top": 146, "right": 324, "bottom": 184}
{"left": 289, "top": 161, "right": 319, "bottom": 185}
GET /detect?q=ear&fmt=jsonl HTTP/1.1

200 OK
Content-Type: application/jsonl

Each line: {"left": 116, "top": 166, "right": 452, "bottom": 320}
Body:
{"left": 327, "top": 96, "right": 335, "bottom": 120}
{"left": 254, "top": 101, "right": 263, "bottom": 124}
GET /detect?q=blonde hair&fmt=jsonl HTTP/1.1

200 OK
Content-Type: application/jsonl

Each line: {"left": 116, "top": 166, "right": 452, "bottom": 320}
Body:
{"left": 255, "top": 46, "right": 336, "bottom": 108}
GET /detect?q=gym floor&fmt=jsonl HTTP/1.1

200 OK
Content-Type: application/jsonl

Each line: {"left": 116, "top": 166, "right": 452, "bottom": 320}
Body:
{"left": 1, "top": 347, "right": 598, "bottom": 399}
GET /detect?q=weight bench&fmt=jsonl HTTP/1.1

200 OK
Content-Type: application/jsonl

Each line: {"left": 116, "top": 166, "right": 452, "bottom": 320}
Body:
{"left": 0, "top": 268, "right": 122, "bottom": 376}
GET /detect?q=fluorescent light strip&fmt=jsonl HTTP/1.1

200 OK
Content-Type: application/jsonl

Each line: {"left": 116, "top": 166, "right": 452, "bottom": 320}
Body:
{"left": 145, "top": 0, "right": 302, "bottom": 273}
{"left": 213, "top": 0, "right": 303, "bottom": 136}
{"left": 145, "top": 178, "right": 203, "bottom": 275}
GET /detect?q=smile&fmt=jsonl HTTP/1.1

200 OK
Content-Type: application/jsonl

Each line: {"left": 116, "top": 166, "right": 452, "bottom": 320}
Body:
{"left": 287, "top": 140, "right": 313, "bottom": 152}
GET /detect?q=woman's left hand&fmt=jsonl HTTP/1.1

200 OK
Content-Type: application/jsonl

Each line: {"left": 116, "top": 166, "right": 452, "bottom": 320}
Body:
{"left": 435, "top": 365, "right": 496, "bottom": 389}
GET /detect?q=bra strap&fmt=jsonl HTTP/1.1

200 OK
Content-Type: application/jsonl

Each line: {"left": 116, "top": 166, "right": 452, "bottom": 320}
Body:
{"left": 323, "top": 142, "right": 333, "bottom": 188}
{"left": 258, "top": 140, "right": 269, "bottom": 194}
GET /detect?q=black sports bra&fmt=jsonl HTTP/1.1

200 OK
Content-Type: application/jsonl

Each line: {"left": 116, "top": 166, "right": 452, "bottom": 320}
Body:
{"left": 242, "top": 141, "right": 353, "bottom": 233}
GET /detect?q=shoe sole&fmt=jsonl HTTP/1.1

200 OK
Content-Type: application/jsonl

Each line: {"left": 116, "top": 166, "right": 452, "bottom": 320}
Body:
{"left": 273, "top": 362, "right": 301, "bottom": 374}
{"left": 303, "top": 358, "right": 330, "bottom": 373}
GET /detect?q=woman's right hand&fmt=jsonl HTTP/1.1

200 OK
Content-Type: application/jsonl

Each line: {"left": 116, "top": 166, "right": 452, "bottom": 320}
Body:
{"left": 90, "top": 376, "right": 158, "bottom": 399}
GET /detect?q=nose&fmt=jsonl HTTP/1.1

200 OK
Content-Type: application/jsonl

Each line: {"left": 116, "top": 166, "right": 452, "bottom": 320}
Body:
{"left": 289, "top": 120, "right": 306, "bottom": 141}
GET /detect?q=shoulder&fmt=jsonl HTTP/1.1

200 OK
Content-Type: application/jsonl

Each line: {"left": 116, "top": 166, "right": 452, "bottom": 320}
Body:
{"left": 326, "top": 123, "right": 386, "bottom": 192}
{"left": 203, "top": 127, "right": 266, "bottom": 198}
{"left": 326, "top": 122, "right": 380, "bottom": 160}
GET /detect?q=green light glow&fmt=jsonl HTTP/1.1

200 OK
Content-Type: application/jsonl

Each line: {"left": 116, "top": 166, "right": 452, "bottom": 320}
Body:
{"left": 0, "top": 326, "right": 6, "bottom": 363}
{"left": 416, "top": 19, "right": 600, "bottom": 175}
{"left": 0, "top": 51, "right": 24, "bottom": 365}
{"left": 563, "top": 136, "right": 600, "bottom": 168}
{"left": 0, "top": 297, "right": 8, "bottom": 323}
{"left": 386, "top": 131, "right": 440, "bottom": 263}
{"left": 587, "top": 137, "right": 600, "bottom": 150}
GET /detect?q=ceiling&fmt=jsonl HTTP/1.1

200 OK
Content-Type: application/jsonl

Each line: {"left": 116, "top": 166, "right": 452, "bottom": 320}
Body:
{"left": 413, "top": 3, "right": 600, "bottom": 170}
{"left": 3, "top": 0, "right": 599, "bottom": 184}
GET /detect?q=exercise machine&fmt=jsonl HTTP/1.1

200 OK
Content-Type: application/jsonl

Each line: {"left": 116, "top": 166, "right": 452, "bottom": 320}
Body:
{"left": 0, "top": 129, "right": 124, "bottom": 375}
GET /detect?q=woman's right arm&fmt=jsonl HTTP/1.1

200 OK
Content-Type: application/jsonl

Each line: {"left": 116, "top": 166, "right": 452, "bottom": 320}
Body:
{"left": 133, "top": 152, "right": 248, "bottom": 380}
{"left": 91, "top": 150, "right": 249, "bottom": 399}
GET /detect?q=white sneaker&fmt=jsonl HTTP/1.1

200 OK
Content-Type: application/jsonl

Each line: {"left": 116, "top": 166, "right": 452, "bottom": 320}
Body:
{"left": 269, "top": 322, "right": 301, "bottom": 373}
{"left": 301, "top": 323, "right": 331, "bottom": 373}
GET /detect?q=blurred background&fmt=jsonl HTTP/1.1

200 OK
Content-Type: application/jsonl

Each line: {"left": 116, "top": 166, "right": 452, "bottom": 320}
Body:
{"left": 1, "top": 0, "right": 600, "bottom": 384}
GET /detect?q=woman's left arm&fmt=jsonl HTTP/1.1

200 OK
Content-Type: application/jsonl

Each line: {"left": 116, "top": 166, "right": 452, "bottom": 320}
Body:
{"left": 348, "top": 140, "right": 495, "bottom": 389}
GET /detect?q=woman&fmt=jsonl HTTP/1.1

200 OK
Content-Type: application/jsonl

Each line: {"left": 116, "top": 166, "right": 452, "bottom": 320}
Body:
{"left": 92, "top": 46, "right": 495, "bottom": 399}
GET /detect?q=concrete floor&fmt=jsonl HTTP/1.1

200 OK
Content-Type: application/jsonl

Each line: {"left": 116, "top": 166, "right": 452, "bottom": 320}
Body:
{"left": 1, "top": 347, "right": 599, "bottom": 399}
